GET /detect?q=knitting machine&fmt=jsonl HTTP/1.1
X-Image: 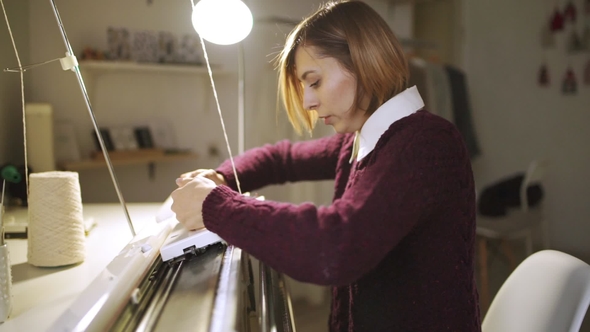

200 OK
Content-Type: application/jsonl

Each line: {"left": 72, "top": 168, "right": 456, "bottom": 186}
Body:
{"left": 49, "top": 198, "right": 296, "bottom": 332}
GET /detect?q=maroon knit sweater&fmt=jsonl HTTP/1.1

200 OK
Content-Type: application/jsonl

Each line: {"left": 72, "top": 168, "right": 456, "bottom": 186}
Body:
{"left": 203, "top": 110, "right": 481, "bottom": 331}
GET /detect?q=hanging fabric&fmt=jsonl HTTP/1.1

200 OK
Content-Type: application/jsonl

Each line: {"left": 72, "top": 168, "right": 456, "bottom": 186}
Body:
{"left": 408, "top": 58, "right": 432, "bottom": 113}
{"left": 445, "top": 66, "right": 481, "bottom": 159}
{"left": 551, "top": 6, "right": 565, "bottom": 32}
{"left": 427, "top": 62, "right": 454, "bottom": 123}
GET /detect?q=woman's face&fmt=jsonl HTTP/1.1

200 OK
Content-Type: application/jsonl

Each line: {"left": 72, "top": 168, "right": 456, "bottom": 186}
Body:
{"left": 295, "top": 46, "right": 369, "bottom": 133}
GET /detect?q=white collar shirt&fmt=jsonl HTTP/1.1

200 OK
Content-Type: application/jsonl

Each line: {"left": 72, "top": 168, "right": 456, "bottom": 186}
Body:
{"left": 356, "top": 86, "right": 425, "bottom": 161}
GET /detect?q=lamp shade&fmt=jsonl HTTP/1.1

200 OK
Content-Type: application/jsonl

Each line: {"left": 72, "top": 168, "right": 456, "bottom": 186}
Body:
{"left": 191, "top": 0, "right": 253, "bottom": 45}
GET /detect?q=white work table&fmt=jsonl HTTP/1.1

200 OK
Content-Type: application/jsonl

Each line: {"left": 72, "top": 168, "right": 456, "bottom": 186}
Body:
{"left": 0, "top": 203, "right": 162, "bottom": 332}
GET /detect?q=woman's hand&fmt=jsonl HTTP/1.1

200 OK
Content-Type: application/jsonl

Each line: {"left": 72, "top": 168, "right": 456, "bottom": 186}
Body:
{"left": 179, "top": 169, "right": 227, "bottom": 187}
{"left": 171, "top": 176, "right": 217, "bottom": 231}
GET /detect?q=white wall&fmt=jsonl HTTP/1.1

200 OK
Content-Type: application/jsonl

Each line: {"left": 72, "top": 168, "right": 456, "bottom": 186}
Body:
{"left": 0, "top": 0, "right": 29, "bottom": 165}
{"left": 463, "top": 0, "right": 590, "bottom": 260}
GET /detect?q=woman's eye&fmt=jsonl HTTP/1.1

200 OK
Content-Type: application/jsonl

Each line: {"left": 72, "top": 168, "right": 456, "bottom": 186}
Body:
{"left": 310, "top": 80, "right": 320, "bottom": 88}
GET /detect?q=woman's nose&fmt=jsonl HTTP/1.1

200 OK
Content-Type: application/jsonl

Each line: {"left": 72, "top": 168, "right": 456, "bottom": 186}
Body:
{"left": 303, "top": 91, "right": 318, "bottom": 111}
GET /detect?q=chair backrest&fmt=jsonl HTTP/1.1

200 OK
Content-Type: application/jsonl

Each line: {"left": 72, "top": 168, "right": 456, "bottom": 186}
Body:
{"left": 520, "top": 159, "right": 549, "bottom": 212}
{"left": 482, "top": 250, "right": 590, "bottom": 332}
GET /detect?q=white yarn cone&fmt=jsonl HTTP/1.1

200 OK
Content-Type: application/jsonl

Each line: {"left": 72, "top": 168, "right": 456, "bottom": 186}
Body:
{"left": 27, "top": 171, "right": 86, "bottom": 267}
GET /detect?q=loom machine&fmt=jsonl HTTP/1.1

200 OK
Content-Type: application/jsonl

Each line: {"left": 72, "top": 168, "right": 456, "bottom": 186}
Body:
{"left": 49, "top": 197, "right": 295, "bottom": 332}
{"left": 1, "top": 0, "right": 297, "bottom": 331}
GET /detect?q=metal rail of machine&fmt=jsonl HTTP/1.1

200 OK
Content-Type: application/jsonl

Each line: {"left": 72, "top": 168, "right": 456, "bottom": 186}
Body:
{"left": 260, "top": 262, "right": 296, "bottom": 332}
{"left": 49, "top": 220, "right": 296, "bottom": 332}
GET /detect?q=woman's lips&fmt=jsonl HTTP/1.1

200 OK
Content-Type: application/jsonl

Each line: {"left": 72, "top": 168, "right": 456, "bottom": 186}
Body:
{"left": 322, "top": 116, "right": 331, "bottom": 125}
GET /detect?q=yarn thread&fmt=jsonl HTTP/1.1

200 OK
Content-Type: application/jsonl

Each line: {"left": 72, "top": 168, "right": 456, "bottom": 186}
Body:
{"left": 27, "top": 172, "right": 85, "bottom": 267}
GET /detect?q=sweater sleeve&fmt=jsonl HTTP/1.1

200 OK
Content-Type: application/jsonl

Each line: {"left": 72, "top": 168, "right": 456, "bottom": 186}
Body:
{"left": 204, "top": 120, "right": 471, "bottom": 286}
{"left": 215, "top": 134, "right": 347, "bottom": 192}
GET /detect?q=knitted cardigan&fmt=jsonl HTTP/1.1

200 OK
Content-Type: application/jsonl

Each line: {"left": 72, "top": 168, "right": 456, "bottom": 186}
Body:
{"left": 203, "top": 110, "right": 481, "bottom": 331}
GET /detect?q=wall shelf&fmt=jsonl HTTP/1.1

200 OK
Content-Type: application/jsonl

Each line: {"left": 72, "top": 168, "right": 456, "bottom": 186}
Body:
{"left": 69, "top": 61, "right": 219, "bottom": 182}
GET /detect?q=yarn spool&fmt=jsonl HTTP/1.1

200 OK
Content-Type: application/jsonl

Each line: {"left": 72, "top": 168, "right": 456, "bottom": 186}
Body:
{"left": 27, "top": 171, "right": 85, "bottom": 267}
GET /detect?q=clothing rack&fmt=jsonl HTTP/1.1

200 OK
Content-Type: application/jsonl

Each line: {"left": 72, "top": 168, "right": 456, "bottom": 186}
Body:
{"left": 407, "top": 56, "right": 481, "bottom": 159}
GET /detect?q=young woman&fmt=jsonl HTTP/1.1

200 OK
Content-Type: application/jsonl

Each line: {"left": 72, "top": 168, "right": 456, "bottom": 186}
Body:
{"left": 171, "top": 1, "right": 481, "bottom": 330}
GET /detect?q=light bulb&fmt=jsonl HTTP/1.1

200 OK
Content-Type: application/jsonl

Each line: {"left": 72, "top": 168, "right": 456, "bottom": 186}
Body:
{"left": 191, "top": 0, "right": 253, "bottom": 45}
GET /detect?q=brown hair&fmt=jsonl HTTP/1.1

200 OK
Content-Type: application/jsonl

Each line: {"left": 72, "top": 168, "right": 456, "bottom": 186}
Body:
{"left": 276, "top": 0, "right": 409, "bottom": 134}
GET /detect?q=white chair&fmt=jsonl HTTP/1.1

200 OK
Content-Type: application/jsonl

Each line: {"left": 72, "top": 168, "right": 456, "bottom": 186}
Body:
{"left": 482, "top": 250, "right": 590, "bottom": 332}
{"left": 477, "top": 159, "right": 550, "bottom": 310}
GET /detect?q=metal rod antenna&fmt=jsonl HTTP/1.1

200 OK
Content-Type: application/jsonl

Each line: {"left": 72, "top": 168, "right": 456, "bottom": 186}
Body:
{"left": 48, "top": 0, "right": 136, "bottom": 237}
